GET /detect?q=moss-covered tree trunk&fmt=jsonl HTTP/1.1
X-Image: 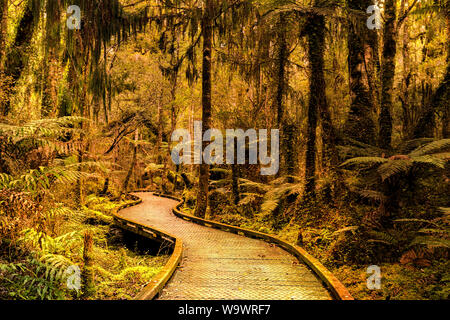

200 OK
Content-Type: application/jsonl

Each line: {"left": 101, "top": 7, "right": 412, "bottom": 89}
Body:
{"left": 0, "top": 0, "right": 7, "bottom": 65}
{"left": 345, "top": 0, "right": 377, "bottom": 145}
{"left": 122, "top": 129, "right": 138, "bottom": 193}
{"left": 275, "top": 13, "right": 287, "bottom": 128}
{"left": 41, "top": 0, "right": 61, "bottom": 117}
{"left": 444, "top": 12, "right": 450, "bottom": 139}
{"left": 399, "top": 0, "right": 412, "bottom": 138}
{"left": 82, "top": 230, "right": 95, "bottom": 299}
{"left": 194, "top": 0, "right": 213, "bottom": 218}
{"left": 2, "top": 0, "right": 40, "bottom": 115}
{"left": 274, "top": 13, "right": 297, "bottom": 177}
{"left": 304, "top": 9, "right": 327, "bottom": 200}
{"left": 102, "top": 42, "right": 109, "bottom": 124}
{"left": 378, "top": 0, "right": 397, "bottom": 149}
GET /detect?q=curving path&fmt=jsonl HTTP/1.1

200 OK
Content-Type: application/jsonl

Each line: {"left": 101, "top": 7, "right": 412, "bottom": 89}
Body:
{"left": 117, "top": 192, "right": 332, "bottom": 300}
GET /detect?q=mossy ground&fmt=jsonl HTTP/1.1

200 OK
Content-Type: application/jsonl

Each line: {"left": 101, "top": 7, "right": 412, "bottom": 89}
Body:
{"left": 196, "top": 200, "right": 449, "bottom": 300}
{"left": 0, "top": 194, "right": 168, "bottom": 300}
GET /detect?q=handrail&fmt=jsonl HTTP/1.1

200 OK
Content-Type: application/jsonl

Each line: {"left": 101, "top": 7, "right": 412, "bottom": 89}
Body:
{"left": 112, "top": 191, "right": 183, "bottom": 300}
{"left": 153, "top": 192, "right": 353, "bottom": 300}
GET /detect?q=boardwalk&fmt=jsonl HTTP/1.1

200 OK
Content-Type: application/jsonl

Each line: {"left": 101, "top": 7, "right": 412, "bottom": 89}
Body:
{"left": 117, "top": 192, "right": 332, "bottom": 300}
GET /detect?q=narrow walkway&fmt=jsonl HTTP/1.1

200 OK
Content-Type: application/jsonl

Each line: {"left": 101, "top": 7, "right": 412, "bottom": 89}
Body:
{"left": 117, "top": 192, "right": 331, "bottom": 300}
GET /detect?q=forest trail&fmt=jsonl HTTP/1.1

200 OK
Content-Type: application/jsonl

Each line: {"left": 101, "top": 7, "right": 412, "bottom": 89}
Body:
{"left": 117, "top": 192, "right": 332, "bottom": 300}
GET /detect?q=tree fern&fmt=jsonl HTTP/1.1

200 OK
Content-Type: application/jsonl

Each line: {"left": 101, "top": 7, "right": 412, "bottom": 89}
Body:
{"left": 341, "top": 156, "right": 389, "bottom": 167}
{"left": 409, "top": 139, "right": 450, "bottom": 157}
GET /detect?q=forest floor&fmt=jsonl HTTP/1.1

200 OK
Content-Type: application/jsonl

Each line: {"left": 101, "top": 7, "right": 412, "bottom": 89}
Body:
{"left": 197, "top": 202, "right": 450, "bottom": 300}
{"left": 0, "top": 194, "right": 168, "bottom": 300}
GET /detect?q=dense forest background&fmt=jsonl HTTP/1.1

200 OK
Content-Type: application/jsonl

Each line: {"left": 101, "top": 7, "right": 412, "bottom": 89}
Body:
{"left": 0, "top": 0, "right": 448, "bottom": 300}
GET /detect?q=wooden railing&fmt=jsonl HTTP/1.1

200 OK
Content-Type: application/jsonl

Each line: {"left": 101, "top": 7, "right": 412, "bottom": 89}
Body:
{"left": 153, "top": 192, "right": 353, "bottom": 300}
{"left": 113, "top": 191, "right": 353, "bottom": 300}
{"left": 112, "top": 192, "right": 183, "bottom": 300}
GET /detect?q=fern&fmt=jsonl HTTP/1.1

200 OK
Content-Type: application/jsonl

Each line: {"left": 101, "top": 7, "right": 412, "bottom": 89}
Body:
{"left": 377, "top": 159, "right": 413, "bottom": 181}
{"left": 19, "top": 229, "right": 81, "bottom": 255}
{"left": 341, "top": 157, "right": 389, "bottom": 167}
{"left": 409, "top": 139, "right": 450, "bottom": 157}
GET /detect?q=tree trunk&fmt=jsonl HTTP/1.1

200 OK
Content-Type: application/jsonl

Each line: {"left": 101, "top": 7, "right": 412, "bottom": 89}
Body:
{"left": 194, "top": 0, "right": 213, "bottom": 218}
{"left": 100, "top": 178, "right": 109, "bottom": 196}
{"left": 41, "top": 0, "right": 60, "bottom": 117}
{"left": 102, "top": 42, "right": 109, "bottom": 124}
{"left": 304, "top": 9, "right": 327, "bottom": 200}
{"left": 378, "top": 0, "right": 397, "bottom": 149}
{"left": 0, "top": 0, "right": 7, "bottom": 66}
{"left": 171, "top": 72, "right": 178, "bottom": 193}
{"left": 2, "top": 0, "right": 40, "bottom": 115}
{"left": 232, "top": 142, "right": 240, "bottom": 205}
{"left": 444, "top": 12, "right": 450, "bottom": 139}
{"left": 345, "top": 0, "right": 377, "bottom": 145}
{"left": 275, "top": 13, "right": 287, "bottom": 128}
{"left": 274, "top": 13, "right": 295, "bottom": 177}
{"left": 122, "top": 130, "right": 138, "bottom": 193}
{"left": 82, "top": 230, "right": 95, "bottom": 299}
{"left": 399, "top": 0, "right": 412, "bottom": 138}
{"left": 157, "top": 88, "right": 163, "bottom": 162}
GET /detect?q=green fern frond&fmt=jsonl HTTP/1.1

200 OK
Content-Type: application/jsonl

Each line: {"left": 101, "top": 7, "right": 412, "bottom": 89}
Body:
{"left": 358, "top": 190, "right": 386, "bottom": 202}
{"left": 412, "top": 155, "right": 446, "bottom": 168}
{"left": 210, "top": 168, "right": 231, "bottom": 174}
{"left": 259, "top": 199, "right": 280, "bottom": 217}
{"left": 377, "top": 159, "right": 413, "bottom": 181}
{"left": 411, "top": 236, "right": 450, "bottom": 248}
{"left": 368, "top": 231, "right": 400, "bottom": 246}
{"left": 410, "top": 139, "right": 450, "bottom": 157}
{"left": 341, "top": 157, "right": 388, "bottom": 167}
{"left": 332, "top": 226, "right": 358, "bottom": 236}
{"left": 238, "top": 178, "right": 271, "bottom": 192}
{"left": 394, "top": 218, "right": 441, "bottom": 228}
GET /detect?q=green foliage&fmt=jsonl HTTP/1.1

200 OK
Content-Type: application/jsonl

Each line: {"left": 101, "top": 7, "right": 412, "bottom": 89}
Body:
{"left": 19, "top": 229, "right": 81, "bottom": 255}
{"left": 341, "top": 139, "right": 450, "bottom": 213}
{"left": 0, "top": 258, "right": 71, "bottom": 300}
{"left": 238, "top": 176, "right": 302, "bottom": 225}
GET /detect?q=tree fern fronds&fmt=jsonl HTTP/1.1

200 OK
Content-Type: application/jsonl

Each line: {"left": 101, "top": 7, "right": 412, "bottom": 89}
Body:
{"left": 417, "top": 228, "right": 448, "bottom": 235}
{"left": 377, "top": 159, "right": 413, "bottom": 181}
{"left": 412, "top": 155, "right": 446, "bottom": 168}
{"left": 0, "top": 116, "right": 88, "bottom": 141}
{"left": 210, "top": 168, "right": 231, "bottom": 175}
{"left": 19, "top": 229, "right": 81, "bottom": 254}
{"left": 145, "top": 163, "right": 164, "bottom": 172}
{"left": 238, "top": 178, "right": 271, "bottom": 192}
{"left": 341, "top": 157, "right": 388, "bottom": 167}
{"left": 410, "top": 139, "right": 450, "bottom": 157}
{"left": 44, "top": 206, "right": 73, "bottom": 220}
{"left": 40, "top": 254, "right": 76, "bottom": 282}
{"left": 358, "top": 190, "right": 386, "bottom": 202}
{"left": 425, "top": 152, "right": 450, "bottom": 160}
{"left": 396, "top": 138, "right": 435, "bottom": 154}
{"left": 332, "top": 226, "right": 358, "bottom": 236}
{"left": 259, "top": 199, "right": 280, "bottom": 217}
{"left": 367, "top": 230, "right": 400, "bottom": 246}
{"left": 210, "top": 179, "right": 231, "bottom": 187}
{"left": 238, "top": 192, "right": 263, "bottom": 206}
{"left": 394, "top": 218, "right": 442, "bottom": 228}
{"left": 411, "top": 236, "right": 450, "bottom": 248}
